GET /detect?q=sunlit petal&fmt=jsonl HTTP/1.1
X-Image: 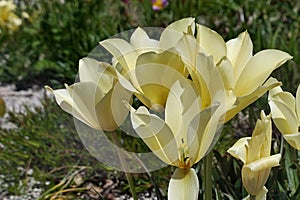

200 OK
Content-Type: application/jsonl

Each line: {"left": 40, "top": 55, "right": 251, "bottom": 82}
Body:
{"left": 168, "top": 168, "right": 199, "bottom": 200}
{"left": 269, "top": 99, "right": 298, "bottom": 134}
{"left": 130, "top": 27, "right": 159, "bottom": 53}
{"left": 100, "top": 38, "right": 138, "bottom": 71}
{"left": 235, "top": 50, "right": 292, "bottom": 96}
{"left": 225, "top": 77, "right": 281, "bottom": 122}
{"left": 296, "top": 85, "right": 300, "bottom": 125}
{"left": 129, "top": 105, "right": 179, "bottom": 165}
{"left": 283, "top": 133, "right": 300, "bottom": 150}
{"left": 226, "top": 31, "right": 253, "bottom": 81}
{"left": 196, "top": 24, "right": 226, "bottom": 64}
{"left": 227, "top": 137, "right": 250, "bottom": 164}
{"left": 165, "top": 79, "right": 200, "bottom": 146}
{"left": 160, "top": 17, "right": 195, "bottom": 50}
{"left": 187, "top": 103, "right": 222, "bottom": 164}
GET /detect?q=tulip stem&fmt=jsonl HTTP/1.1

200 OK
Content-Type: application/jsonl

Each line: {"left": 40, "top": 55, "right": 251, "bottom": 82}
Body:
{"left": 111, "top": 132, "right": 138, "bottom": 200}
{"left": 250, "top": 194, "right": 256, "bottom": 200}
{"left": 203, "top": 151, "right": 213, "bottom": 200}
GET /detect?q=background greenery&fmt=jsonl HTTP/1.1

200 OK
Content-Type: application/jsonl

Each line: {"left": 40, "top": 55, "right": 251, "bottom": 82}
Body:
{"left": 0, "top": 0, "right": 299, "bottom": 199}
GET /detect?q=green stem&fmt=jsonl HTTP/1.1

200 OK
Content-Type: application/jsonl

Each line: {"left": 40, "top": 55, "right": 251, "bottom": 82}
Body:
{"left": 111, "top": 133, "right": 137, "bottom": 200}
{"left": 250, "top": 194, "right": 256, "bottom": 200}
{"left": 204, "top": 151, "right": 213, "bottom": 200}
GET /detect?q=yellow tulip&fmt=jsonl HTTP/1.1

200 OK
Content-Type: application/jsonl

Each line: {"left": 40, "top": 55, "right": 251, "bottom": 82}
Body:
{"left": 228, "top": 111, "right": 281, "bottom": 198}
{"left": 177, "top": 22, "right": 292, "bottom": 121}
{"left": 46, "top": 57, "right": 130, "bottom": 131}
{"left": 268, "top": 85, "right": 300, "bottom": 150}
{"left": 100, "top": 18, "right": 194, "bottom": 111}
{"left": 128, "top": 78, "right": 225, "bottom": 200}
{"left": 0, "top": 0, "right": 22, "bottom": 32}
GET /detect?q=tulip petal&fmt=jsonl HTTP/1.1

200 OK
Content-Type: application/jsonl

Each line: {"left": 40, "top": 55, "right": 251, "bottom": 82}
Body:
{"left": 195, "top": 53, "right": 226, "bottom": 108}
{"left": 79, "top": 58, "right": 116, "bottom": 98}
{"left": 165, "top": 79, "right": 201, "bottom": 146}
{"left": 242, "top": 154, "right": 280, "bottom": 195}
{"left": 226, "top": 31, "right": 253, "bottom": 81}
{"left": 247, "top": 111, "right": 272, "bottom": 162}
{"left": 217, "top": 57, "right": 235, "bottom": 90}
{"left": 100, "top": 38, "right": 138, "bottom": 71}
{"left": 227, "top": 137, "right": 251, "bottom": 164}
{"left": 187, "top": 103, "right": 223, "bottom": 164}
{"left": 296, "top": 85, "right": 300, "bottom": 125}
{"left": 160, "top": 17, "right": 195, "bottom": 50}
{"left": 130, "top": 27, "right": 159, "bottom": 53}
{"left": 225, "top": 77, "right": 281, "bottom": 122}
{"left": 283, "top": 133, "right": 300, "bottom": 150}
{"left": 129, "top": 105, "right": 179, "bottom": 165}
{"left": 196, "top": 24, "right": 227, "bottom": 64}
{"left": 235, "top": 49, "right": 292, "bottom": 96}
{"left": 168, "top": 168, "right": 199, "bottom": 200}
{"left": 242, "top": 187, "right": 268, "bottom": 200}
{"left": 244, "top": 154, "right": 281, "bottom": 172}
{"left": 47, "top": 82, "right": 104, "bottom": 130}
{"left": 269, "top": 99, "right": 298, "bottom": 134}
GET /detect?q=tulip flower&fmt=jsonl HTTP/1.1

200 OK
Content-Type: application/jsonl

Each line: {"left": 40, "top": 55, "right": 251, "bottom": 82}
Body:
{"left": 176, "top": 22, "right": 292, "bottom": 121}
{"left": 100, "top": 18, "right": 194, "bottom": 111}
{"left": 151, "top": 0, "right": 169, "bottom": 11}
{"left": 0, "top": 0, "right": 22, "bottom": 32}
{"left": 268, "top": 85, "right": 300, "bottom": 150}
{"left": 228, "top": 111, "right": 281, "bottom": 199}
{"left": 46, "top": 57, "right": 130, "bottom": 131}
{"left": 128, "top": 78, "right": 225, "bottom": 200}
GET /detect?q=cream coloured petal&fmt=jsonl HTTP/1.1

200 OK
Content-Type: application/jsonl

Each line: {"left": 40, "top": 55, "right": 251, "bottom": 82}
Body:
{"left": 225, "top": 77, "right": 281, "bottom": 122}
{"left": 244, "top": 154, "right": 281, "bottom": 172}
{"left": 196, "top": 24, "right": 226, "bottom": 64}
{"left": 272, "top": 92, "right": 296, "bottom": 111}
{"left": 296, "top": 85, "right": 300, "bottom": 125}
{"left": 159, "top": 17, "right": 195, "bottom": 50}
{"left": 235, "top": 50, "right": 292, "bottom": 96}
{"left": 269, "top": 99, "right": 298, "bottom": 134}
{"left": 165, "top": 79, "right": 201, "bottom": 146}
{"left": 100, "top": 38, "right": 138, "bottom": 71}
{"left": 187, "top": 103, "right": 222, "bottom": 164}
{"left": 129, "top": 105, "right": 179, "bottom": 165}
{"left": 130, "top": 27, "right": 159, "bottom": 53}
{"left": 168, "top": 168, "right": 199, "bottom": 200}
{"left": 227, "top": 137, "right": 251, "bottom": 164}
{"left": 65, "top": 82, "right": 104, "bottom": 129}
{"left": 217, "top": 57, "right": 235, "bottom": 90}
{"left": 247, "top": 111, "right": 272, "bottom": 162}
{"left": 268, "top": 85, "right": 283, "bottom": 98}
{"left": 195, "top": 53, "right": 226, "bottom": 108}
{"left": 226, "top": 31, "right": 253, "bottom": 81}
{"left": 283, "top": 133, "right": 300, "bottom": 150}
{"left": 46, "top": 83, "right": 103, "bottom": 130}
{"left": 176, "top": 33, "right": 202, "bottom": 67}
{"left": 79, "top": 58, "right": 115, "bottom": 95}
